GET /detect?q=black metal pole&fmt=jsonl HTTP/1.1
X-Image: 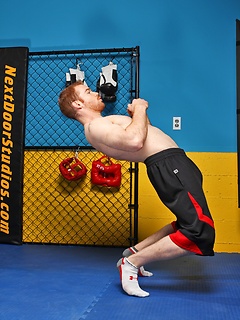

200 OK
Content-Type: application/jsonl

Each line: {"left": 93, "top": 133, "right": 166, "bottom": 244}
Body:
{"left": 133, "top": 46, "right": 140, "bottom": 244}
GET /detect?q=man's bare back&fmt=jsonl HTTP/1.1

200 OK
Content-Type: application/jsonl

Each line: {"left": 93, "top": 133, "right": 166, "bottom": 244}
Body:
{"left": 84, "top": 114, "right": 178, "bottom": 162}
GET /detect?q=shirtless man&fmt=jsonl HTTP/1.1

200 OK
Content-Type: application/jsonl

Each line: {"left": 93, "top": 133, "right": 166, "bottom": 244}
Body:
{"left": 58, "top": 81, "right": 215, "bottom": 298}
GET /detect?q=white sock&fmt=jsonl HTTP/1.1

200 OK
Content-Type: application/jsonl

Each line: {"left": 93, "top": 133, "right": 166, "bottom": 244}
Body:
{"left": 122, "top": 246, "right": 138, "bottom": 256}
{"left": 138, "top": 266, "right": 153, "bottom": 277}
{"left": 117, "top": 257, "right": 149, "bottom": 297}
{"left": 122, "top": 247, "right": 153, "bottom": 277}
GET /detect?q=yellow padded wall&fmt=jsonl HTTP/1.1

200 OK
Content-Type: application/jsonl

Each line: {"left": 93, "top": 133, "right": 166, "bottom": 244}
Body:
{"left": 138, "top": 152, "right": 240, "bottom": 253}
{"left": 23, "top": 150, "right": 133, "bottom": 246}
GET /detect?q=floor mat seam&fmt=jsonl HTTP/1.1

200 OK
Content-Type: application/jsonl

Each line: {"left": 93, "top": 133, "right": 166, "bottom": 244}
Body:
{"left": 78, "top": 277, "right": 114, "bottom": 319}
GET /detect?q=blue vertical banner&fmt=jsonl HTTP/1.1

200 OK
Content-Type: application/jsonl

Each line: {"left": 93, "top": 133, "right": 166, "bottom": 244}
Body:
{"left": 0, "top": 47, "right": 28, "bottom": 244}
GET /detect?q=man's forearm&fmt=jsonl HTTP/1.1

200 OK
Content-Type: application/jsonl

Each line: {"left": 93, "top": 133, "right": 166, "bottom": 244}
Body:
{"left": 125, "top": 106, "right": 149, "bottom": 150}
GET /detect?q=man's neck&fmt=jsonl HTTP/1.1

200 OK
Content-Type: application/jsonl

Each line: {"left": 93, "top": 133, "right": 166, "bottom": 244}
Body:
{"left": 76, "top": 109, "right": 102, "bottom": 125}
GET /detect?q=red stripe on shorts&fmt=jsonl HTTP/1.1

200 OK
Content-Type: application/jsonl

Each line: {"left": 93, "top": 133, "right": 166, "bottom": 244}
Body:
{"left": 188, "top": 192, "right": 214, "bottom": 229}
{"left": 169, "top": 230, "right": 203, "bottom": 255}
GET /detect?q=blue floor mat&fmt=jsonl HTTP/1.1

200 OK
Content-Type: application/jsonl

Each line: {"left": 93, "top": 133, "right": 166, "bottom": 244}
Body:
{"left": 0, "top": 244, "right": 239, "bottom": 320}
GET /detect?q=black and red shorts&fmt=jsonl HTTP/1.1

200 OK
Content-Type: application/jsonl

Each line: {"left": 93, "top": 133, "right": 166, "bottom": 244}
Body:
{"left": 144, "top": 148, "right": 215, "bottom": 256}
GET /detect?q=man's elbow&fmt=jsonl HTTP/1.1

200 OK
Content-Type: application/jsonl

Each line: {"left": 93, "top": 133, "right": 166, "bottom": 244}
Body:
{"left": 129, "top": 137, "right": 145, "bottom": 152}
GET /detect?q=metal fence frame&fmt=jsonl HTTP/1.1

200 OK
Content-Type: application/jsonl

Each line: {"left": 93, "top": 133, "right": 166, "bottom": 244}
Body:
{"left": 23, "top": 46, "right": 140, "bottom": 247}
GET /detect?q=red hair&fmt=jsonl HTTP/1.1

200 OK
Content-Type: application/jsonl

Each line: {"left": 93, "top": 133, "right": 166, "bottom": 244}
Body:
{"left": 58, "top": 81, "right": 84, "bottom": 119}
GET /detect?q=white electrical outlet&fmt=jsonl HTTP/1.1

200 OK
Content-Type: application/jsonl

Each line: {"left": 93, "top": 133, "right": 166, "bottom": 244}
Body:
{"left": 173, "top": 117, "right": 181, "bottom": 130}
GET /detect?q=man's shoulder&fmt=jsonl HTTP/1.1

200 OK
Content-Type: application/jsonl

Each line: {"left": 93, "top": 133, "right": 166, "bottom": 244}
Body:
{"left": 87, "top": 114, "right": 131, "bottom": 133}
{"left": 89, "top": 115, "right": 126, "bottom": 125}
{"left": 90, "top": 116, "right": 114, "bottom": 123}
{"left": 85, "top": 116, "right": 113, "bottom": 136}
{"left": 88, "top": 116, "right": 111, "bottom": 125}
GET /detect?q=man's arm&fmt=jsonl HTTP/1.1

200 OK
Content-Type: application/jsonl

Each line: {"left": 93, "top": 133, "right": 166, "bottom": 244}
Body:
{"left": 127, "top": 99, "right": 151, "bottom": 124}
{"left": 125, "top": 98, "right": 149, "bottom": 150}
{"left": 86, "top": 99, "right": 149, "bottom": 152}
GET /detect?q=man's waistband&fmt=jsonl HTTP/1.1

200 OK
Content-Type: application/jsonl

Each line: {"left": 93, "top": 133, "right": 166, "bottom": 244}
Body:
{"left": 144, "top": 148, "right": 185, "bottom": 167}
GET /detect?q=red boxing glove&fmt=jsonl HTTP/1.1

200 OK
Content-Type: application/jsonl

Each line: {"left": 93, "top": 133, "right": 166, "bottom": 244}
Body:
{"left": 59, "top": 157, "right": 87, "bottom": 181}
{"left": 91, "top": 156, "right": 121, "bottom": 187}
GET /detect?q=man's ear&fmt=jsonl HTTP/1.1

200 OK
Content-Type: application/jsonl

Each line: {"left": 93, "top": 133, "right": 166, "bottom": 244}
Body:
{"left": 72, "top": 100, "right": 84, "bottom": 110}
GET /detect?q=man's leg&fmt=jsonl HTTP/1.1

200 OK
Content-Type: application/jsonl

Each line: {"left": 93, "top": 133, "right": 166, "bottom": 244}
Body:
{"left": 129, "top": 235, "right": 190, "bottom": 267}
{"left": 118, "top": 235, "right": 190, "bottom": 297}
{"left": 121, "top": 223, "right": 175, "bottom": 276}
{"left": 134, "top": 223, "right": 175, "bottom": 251}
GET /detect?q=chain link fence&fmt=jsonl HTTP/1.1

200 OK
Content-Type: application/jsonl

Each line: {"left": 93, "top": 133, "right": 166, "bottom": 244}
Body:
{"left": 23, "top": 47, "right": 139, "bottom": 247}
